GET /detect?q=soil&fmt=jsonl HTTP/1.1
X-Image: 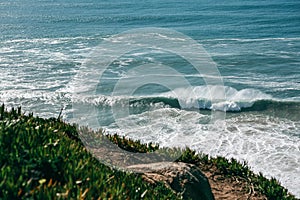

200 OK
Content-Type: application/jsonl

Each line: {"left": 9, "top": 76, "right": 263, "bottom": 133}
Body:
{"left": 199, "top": 164, "right": 267, "bottom": 200}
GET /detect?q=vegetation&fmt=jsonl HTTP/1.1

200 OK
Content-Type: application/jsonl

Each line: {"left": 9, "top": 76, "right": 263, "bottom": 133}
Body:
{"left": 0, "top": 105, "right": 297, "bottom": 199}
{"left": 0, "top": 105, "right": 178, "bottom": 199}
{"left": 105, "top": 133, "right": 159, "bottom": 153}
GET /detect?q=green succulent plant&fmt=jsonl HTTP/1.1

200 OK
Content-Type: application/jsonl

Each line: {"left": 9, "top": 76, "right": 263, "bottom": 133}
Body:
{"left": 0, "top": 105, "right": 178, "bottom": 199}
{"left": 0, "top": 105, "right": 297, "bottom": 200}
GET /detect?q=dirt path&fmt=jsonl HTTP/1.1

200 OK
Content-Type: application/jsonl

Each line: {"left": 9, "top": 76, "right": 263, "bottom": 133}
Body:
{"left": 200, "top": 165, "right": 267, "bottom": 200}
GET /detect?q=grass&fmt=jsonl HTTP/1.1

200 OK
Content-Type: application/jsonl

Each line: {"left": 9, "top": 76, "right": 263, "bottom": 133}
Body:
{"left": 0, "top": 105, "right": 179, "bottom": 199}
{"left": 0, "top": 104, "right": 297, "bottom": 199}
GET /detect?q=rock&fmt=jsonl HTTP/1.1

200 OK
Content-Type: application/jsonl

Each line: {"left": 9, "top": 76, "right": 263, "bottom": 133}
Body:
{"left": 127, "top": 162, "right": 214, "bottom": 200}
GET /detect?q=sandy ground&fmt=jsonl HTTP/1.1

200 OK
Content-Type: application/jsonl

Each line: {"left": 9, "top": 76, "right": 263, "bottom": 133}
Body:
{"left": 200, "top": 164, "right": 267, "bottom": 200}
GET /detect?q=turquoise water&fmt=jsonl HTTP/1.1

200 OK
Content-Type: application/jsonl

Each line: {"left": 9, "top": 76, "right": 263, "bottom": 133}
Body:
{"left": 1, "top": 0, "right": 299, "bottom": 197}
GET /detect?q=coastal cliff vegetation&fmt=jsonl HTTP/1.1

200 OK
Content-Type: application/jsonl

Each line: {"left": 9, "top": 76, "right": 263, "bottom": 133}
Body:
{"left": 0, "top": 105, "right": 296, "bottom": 199}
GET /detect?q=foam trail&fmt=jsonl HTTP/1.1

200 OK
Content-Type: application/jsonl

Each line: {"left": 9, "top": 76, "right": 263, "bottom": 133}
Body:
{"left": 103, "top": 108, "right": 300, "bottom": 197}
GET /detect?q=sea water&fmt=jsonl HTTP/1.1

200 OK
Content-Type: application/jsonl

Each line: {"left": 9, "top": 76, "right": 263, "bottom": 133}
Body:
{"left": 1, "top": 0, "right": 299, "bottom": 197}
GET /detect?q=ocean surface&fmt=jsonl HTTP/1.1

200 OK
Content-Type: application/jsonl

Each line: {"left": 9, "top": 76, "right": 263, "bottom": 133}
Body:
{"left": 1, "top": 0, "right": 299, "bottom": 197}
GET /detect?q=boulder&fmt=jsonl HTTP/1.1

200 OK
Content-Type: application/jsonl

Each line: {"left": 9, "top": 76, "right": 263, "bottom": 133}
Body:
{"left": 127, "top": 162, "right": 214, "bottom": 200}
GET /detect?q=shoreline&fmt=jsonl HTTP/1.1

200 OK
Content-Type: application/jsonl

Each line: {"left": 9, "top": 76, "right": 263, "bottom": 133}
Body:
{"left": 0, "top": 105, "right": 297, "bottom": 199}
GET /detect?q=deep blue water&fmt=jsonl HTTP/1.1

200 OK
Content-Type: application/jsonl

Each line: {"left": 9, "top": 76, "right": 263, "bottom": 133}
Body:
{"left": 1, "top": 0, "right": 299, "bottom": 197}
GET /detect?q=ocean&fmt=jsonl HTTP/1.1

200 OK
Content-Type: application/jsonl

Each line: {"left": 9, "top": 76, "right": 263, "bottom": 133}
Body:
{"left": 1, "top": 0, "right": 299, "bottom": 197}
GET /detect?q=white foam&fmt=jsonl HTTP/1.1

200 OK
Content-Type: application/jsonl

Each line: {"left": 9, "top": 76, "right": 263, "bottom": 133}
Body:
{"left": 203, "top": 37, "right": 300, "bottom": 42}
{"left": 102, "top": 108, "right": 300, "bottom": 197}
{"left": 226, "top": 75, "right": 300, "bottom": 91}
{"left": 159, "top": 86, "right": 272, "bottom": 111}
